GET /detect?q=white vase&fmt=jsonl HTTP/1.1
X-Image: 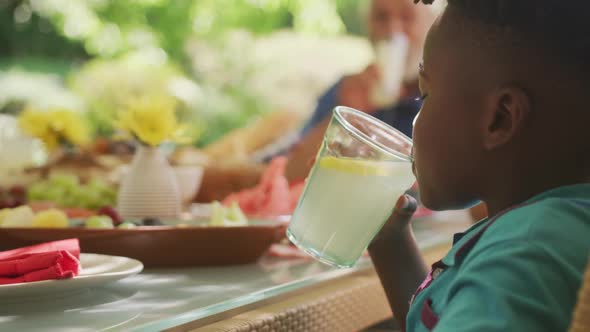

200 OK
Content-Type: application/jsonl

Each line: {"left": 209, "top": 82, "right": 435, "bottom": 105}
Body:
{"left": 117, "top": 146, "right": 181, "bottom": 219}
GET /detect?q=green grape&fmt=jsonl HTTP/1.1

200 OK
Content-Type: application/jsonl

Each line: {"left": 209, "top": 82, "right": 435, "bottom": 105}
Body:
{"left": 44, "top": 187, "right": 66, "bottom": 204}
{"left": 49, "top": 174, "right": 79, "bottom": 189}
{"left": 117, "top": 222, "right": 137, "bottom": 229}
{"left": 86, "top": 178, "right": 99, "bottom": 187}
{"left": 209, "top": 201, "right": 225, "bottom": 226}
{"left": 81, "top": 190, "right": 97, "bottom": 209}
{"left": 85, "top": 216, "right": 114, "bottom": 229}
{"left": 105, "top": 191, "right": 117, "bottom": 205}
{"left": 28, "top": 183, "right": 48, "bottom": 201}
{"left": 208, "top": 201, "right": 248, "bottom": 226}
{"left": 95, "top": 198, "right": 109, "bottom": 210}
{"left": 87, "top": 179, "right": 109, "bottom": 192}
{"left": 61, "top": 194, "right": 79, "bottom": 208}
{"left": 28, "top": 175, "right": 117, "bottom": 209}
{"left": 227, "top": 201, "right": 247, "bottom": 224}
{"left": 76, "top": 190, "right": 92, "bottom": 209}
{"left": 99, "top": 188, "right": 117, "bottom": 207}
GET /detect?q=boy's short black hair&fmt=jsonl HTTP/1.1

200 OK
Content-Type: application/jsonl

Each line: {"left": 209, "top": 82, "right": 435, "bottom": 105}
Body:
{"left": 415, "top": 0, "right": 590, "bottom": 74}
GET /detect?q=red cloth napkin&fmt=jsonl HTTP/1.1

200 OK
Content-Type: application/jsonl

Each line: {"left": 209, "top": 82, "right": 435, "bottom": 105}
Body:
{"left": 0, "top": 239, "right": 81, "bottom": 285}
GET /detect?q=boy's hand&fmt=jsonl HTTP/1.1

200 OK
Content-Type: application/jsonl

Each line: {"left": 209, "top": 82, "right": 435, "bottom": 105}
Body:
{"left": 371, "top": 194, "right": 418, "bottom": 247}
{"left": 368, "top": 193, "right": 426, "bottom": 332}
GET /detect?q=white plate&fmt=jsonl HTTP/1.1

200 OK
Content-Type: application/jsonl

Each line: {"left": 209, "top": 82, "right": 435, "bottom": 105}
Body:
{"left": 0, "top": 253, "right": 143, "bottom": 297}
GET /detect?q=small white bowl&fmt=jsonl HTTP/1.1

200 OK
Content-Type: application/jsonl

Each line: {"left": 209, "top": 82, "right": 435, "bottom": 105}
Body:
{"left": 116, "top": 164, "right": 204, "bottom": 204}
{"left": 173, "top": 166, "right": 204, "bottom": 203}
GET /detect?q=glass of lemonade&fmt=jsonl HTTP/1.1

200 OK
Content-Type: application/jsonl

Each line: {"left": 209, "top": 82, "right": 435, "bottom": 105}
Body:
{"left": 287, "top": 106, "right": 415, "bottom": 268}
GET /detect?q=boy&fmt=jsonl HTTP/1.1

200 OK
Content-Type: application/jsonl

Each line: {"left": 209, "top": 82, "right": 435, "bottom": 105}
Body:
{"left": 369, "top": 1, "right": 590, "bottom": 331}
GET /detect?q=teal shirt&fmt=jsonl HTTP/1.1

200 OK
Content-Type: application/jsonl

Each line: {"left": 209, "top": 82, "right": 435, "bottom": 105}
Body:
{"left": 406, "top": 184, "right": 590, "bottom": 331}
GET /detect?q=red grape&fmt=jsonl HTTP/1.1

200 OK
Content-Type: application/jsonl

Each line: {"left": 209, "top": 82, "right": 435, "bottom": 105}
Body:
{"left": 9, "top": 186, "right": 26, "bottom": 199}
{"left": 97, "top": 206, "right": 123, "bottom": 226}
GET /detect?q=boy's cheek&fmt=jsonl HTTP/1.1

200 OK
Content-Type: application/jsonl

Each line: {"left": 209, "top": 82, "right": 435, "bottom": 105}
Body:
{"left": 411, "top": 115, "right": 429, "bottom": 159}
{"left": 412, "top": 111, "right": 421, "bottom": 128}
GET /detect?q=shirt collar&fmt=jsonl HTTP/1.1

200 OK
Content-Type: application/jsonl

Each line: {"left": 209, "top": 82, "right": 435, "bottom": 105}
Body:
{"left": 523, "top": 183, "right": 590, "bottom": 203}
{"left": 441, "top": 183, "right": 590, "bottom": 267}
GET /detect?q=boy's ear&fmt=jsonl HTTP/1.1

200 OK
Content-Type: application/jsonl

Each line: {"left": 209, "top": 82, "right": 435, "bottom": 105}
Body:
{"left": 481, "top": 84, "right": 533, "bottom": 150}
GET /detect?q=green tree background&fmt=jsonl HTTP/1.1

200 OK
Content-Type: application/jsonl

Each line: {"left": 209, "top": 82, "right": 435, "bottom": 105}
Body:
{"left": 0, "top": 0, "right": 368, "bottom": 146}
{"left": 1, "top": 0, "right": 365, "bottom": 69}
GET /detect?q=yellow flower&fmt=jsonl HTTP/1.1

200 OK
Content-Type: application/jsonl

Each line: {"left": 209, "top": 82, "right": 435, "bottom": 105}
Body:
{"left": 118, "top": 95, "right": 194, "bottom": 146}
{"left": 39, "top": 132, "right": 60, "bottom": 151}
{"left": 18, "top": 107, "right": 90, "bottom": 151}
{"left": 18, "top": 108, "right": 51, "bottom": 138}
{"left": 50, "top": 110, "right": 90, "bottom": 146}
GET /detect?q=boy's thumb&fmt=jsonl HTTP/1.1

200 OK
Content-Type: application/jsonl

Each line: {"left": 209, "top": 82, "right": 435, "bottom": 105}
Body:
{"left": 392, "top": 194, "right": 418, "bottom": 221}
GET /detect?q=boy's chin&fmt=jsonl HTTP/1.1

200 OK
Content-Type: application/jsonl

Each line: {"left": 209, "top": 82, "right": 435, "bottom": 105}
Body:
{"left": 421, "top": 195, "right": 481, "bottom": 212}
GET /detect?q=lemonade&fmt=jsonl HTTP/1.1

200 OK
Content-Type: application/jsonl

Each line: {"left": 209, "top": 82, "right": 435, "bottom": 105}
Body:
{"left": 287, "top": 156, "right": 414, "bottom": 268}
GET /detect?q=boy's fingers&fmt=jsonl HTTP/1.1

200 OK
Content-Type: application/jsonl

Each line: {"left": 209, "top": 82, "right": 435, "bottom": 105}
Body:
{"left": 392, "top": 194, "right": 418, "bottom": 220}
{"left": 371, "top": 195, "right": 418, "bottom": 247}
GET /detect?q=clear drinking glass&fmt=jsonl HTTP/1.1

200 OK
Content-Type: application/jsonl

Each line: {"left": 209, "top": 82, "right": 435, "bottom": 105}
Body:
{"left": 287, "top": 106, "right": 415, "bottom": 268}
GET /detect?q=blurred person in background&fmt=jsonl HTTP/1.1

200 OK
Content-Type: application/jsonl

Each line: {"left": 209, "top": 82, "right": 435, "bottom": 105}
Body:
{"left": 286, "top": 0, "right": 438, "bottom": 181}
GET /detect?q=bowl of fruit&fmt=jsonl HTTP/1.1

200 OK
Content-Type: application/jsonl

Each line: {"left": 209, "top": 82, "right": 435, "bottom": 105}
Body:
{"left": 0, "top": 200, "right": 287, "bottom": 267}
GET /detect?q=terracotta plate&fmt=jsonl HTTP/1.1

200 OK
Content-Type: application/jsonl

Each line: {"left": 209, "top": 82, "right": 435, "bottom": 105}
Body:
{"left": 0, "top": 221, "right": 287, "bottom": 267}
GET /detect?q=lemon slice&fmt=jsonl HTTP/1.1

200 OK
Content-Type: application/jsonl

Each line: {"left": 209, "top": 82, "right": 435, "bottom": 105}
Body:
{"left": 318, "top": 156, "right": 390, "bottom": 176}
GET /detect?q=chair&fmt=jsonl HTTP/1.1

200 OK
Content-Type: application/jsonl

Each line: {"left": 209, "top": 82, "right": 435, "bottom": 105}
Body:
{"left": 569, "top": 258, "right": 590, "bottom": 332}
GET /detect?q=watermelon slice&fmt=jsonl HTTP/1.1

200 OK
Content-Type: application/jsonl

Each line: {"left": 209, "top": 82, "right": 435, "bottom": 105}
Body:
{"left": 223, "top": 157, "right": 295, "bottom": 218}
